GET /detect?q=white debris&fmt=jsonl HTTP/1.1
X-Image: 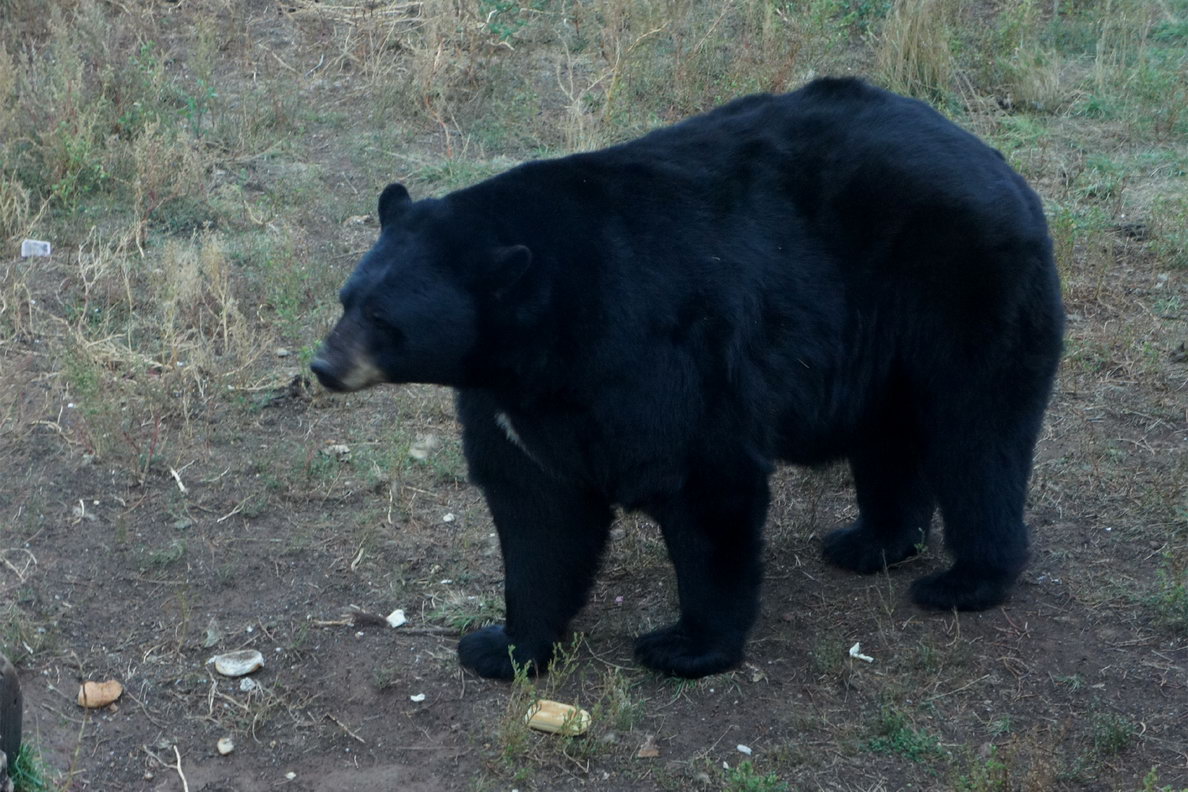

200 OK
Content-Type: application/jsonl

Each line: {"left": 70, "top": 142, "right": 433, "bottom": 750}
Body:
{"left": 385, "top": 609, "right": 407, "bottom": 628}
{"left": 20, "top": 239, "right": 51, "bottom": 257}
{"left": 217, "top": 737, "right": 235, "bottom": 755}
{"left": 408, "top": 434, "right": 440, "bottom": 461}
{"left": 409, "top": 693, "right": 426, "bottom": 703}
{"left": 442, "top": 513, "right": 456, "bottom": 523}
{"left": 736, "top": 744, "right": 753, "bottom": 756}
{"left": 239, "top": 678, "right": 259, "bottom": 692}
{"left": 848, "top": 642, "right": 874, "bottom": 663}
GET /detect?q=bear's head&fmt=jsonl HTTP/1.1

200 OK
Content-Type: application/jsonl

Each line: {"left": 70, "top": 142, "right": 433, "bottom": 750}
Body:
{"left": 311, "top": 183, "right": 534, "bottom": 392}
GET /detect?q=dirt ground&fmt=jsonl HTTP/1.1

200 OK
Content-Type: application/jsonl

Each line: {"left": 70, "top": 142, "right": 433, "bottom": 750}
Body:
{"left": 1, "top": 2, "right": 1186, "bottom": 791}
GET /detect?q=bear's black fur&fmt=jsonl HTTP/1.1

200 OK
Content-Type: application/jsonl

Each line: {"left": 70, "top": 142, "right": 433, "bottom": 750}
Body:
{"left": 312, "top": 77, "right": 1064, "bottom": 680}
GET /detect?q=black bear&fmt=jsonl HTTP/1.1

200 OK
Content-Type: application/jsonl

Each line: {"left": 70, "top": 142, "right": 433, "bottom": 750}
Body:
{"left": 311, "top": 77, "right": 1064, "bottom": 680}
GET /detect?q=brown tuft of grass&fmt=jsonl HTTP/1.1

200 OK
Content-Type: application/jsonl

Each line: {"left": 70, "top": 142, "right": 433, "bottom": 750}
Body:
{"left": 876, "top": 0, "right": 957, "bottom": 101}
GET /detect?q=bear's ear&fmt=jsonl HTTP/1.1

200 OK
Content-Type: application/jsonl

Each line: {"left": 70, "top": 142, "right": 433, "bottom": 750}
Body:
{"left": 378, "top": 183, "right": 412, "bottom": 228}
{"left": 486, "top": 245, "right": 533, "bottom": 296}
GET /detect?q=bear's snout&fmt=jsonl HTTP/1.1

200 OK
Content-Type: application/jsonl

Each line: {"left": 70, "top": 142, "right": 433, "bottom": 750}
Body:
{"left": 310, "top": 356, "right": 348, "bottom": 392}
{"left": 309, "top": 345, "right": 386, "bottom": 392}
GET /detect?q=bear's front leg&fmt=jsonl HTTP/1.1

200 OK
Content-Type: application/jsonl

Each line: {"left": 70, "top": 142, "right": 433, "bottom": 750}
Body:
{"left": 456, "top": 396, "right": 613, "bottom": 680}
{"left": 635, "top": 459, "right": 769, "bottom": 678}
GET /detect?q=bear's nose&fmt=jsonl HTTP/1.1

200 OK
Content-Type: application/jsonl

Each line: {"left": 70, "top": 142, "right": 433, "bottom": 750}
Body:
{"left": 310, "top": 358, "right": 346, "bottom": 391}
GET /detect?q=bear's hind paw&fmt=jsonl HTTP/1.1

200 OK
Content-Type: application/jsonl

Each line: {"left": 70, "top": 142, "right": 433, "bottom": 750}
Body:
{"left": 457, "top": 625, "right": 551, "bottom": 680}
{"left": 910, "top": 567, "right": 1015, "bottom": 611}
{"left": 633, "top": 625, "right": 742, "bottom": 679}
{"left": 821, "top": 521, "right": 921, "bottom": 574}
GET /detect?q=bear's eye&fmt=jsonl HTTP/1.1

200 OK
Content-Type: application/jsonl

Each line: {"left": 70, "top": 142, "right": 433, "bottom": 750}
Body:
{"left": 364, "top": 305, "right": 389, "bottom": 326}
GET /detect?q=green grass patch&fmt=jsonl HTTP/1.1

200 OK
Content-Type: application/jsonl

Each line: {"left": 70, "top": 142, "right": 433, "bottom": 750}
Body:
{"left": 11, "top": 743, "right": 53, "bottom": 792}
{"left": 725, "top": 760, "right": 792, "bottom": 792}
{"left": 867, "top": 705, "right": 947, "bottom": 763}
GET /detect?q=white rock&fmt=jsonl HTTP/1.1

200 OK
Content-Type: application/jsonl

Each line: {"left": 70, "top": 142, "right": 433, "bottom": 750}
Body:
{"left": 239, "top": 678, "right": 259, "bottom": 692}
{"left": 211, "top": 649, "right": 264, "bottom": 677}
{"left": 385, "top": 609, "right": 407, "bottom": 628}
{"left": 409, "top": 693, "right": 426, "bottom": 702}
{"left": 20, "top": 239, "right": 51, "bottom": 257}
{"left": 736, "top": 744, "right": 753, "bottom": 756}
{"left": 217, "top": 737, "right": 235, "bottom": 755}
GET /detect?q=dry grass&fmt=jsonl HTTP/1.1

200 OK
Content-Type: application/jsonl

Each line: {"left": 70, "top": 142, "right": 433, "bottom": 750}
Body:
{"left": 876, "top": 0, "right": 957, "bottom": 100}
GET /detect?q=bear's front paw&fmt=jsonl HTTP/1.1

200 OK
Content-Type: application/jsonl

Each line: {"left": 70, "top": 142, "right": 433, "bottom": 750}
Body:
{"left": 910, "top": 566, "right": 1015, "bottom": 611}
{"left": 821, "top": 521, "right": 921, "bottom": 574}
{"left": 457, "top": 625, "right": 552, "bottom": 680}
{"left": 633, "top": 624, "right": 743, "bottom": 679}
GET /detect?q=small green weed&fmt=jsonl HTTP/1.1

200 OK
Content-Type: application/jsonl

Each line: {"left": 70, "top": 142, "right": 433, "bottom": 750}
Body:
{"left": 1091, "top": 711, "right": 1137, "bottom": 757}
{"left": 987, "top": 716, "right": 1013, "bottom": 737}
{"left": 0, "top": 600, "right": 52, "bottom": 665}
{"left": 1149, "top": 554, "right": 1188, "bottom": 633}
{"left": 955, "top": 745, "right": 1009, "bottom": 792}
{"left": 143, "top": 540, "right": 187, "bottom": 570}
{"left": 1141, "top": 766, "right": 1188, "bottom": 792}
{"left": 867, "top": 705, "right": 947, "bottom": 763}
{"left": 725, "top": 760, "right": 792, "bottom": 792}
{"left": 428, "top": 592, "right": 503, "bottom": 633}
{"left": 11, "top": 743, "right": 52, "bottom": 792}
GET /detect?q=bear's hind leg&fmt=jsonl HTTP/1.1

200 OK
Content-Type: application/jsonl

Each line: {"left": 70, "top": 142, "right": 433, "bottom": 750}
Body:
{"left": 909, "top": 407, "right": 1044, "bottom": 611}
{"left": 634, "top": 455, "right": 768, "bottom": 678}
{"left": 822, "top": 433, "right": 934, "bottom": 574}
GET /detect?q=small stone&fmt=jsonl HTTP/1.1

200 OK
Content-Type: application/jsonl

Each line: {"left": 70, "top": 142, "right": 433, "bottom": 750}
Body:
{"left": 285, "top": 771, "right": 296, "bottom": 780}
{"left": 736, "top": 744, "right": 753, "bottom": 756}
{"left": 385, "top": 609, "right": 407, "bottom": 628}
{"left": 409, "top": 693, "right": 426, "bottom": 702}
{"left": 203, "top": 620, "right": 222, "bottom": 649}
{"left": 239, "top": 678, "right": 258, "bottom": 692}
{"left": 211, "top": 649, "right": 264, "bottom": 677}
{"left": 274, "top": 347, "right": 291, "bottom": 358}
{"left": 217, "top": 737, "right": 235, "bottom": 755}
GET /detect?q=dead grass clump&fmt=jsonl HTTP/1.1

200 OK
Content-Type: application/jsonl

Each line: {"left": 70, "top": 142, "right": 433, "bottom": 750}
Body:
{"left": 281, "top": 0, "right": 423, "bottom": 82}
{"left": 559, "top": 0, "right": 808, "bottom": 147}
{"left": 58, "top": 228, "right": 258, "bottom": 408}
{"left": 0, "top": 173, "right": 31, "bottom": 244}
{"left": 0, "top": 0, "right": 225, "bottom": 218}
{"left": 128, "top": 122, "right": 210, "bottom": 233}
{"left": 285, "top": 0, "right": 512, "bottom": 138}
{"left": 876, "top": 0, "right": 957, "bottom": 101}
{"left": 155, "top": 234, "right": 256, "bottom": 370}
